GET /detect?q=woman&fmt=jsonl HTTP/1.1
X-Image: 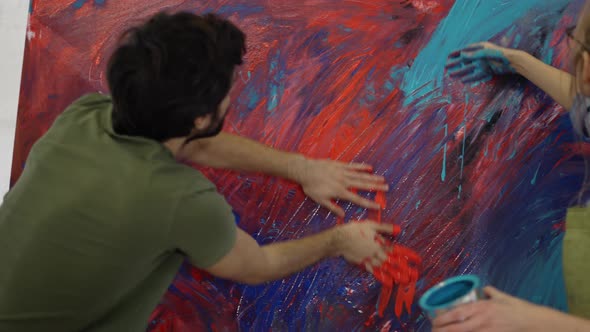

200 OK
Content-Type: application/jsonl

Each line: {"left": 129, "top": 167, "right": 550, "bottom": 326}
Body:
{"left": 432, "top": 2, "right": 590, "bottom": 331}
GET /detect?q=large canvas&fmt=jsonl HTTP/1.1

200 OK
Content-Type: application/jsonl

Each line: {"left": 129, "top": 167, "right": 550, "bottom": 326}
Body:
{"left": 14, "top": 0, "right": 587, "bottom": 330}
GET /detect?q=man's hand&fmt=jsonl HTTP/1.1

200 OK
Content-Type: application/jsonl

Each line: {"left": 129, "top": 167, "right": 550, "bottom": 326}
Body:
{"left": 333, "top": 221, "right": 395, "bottom": 265}
{"left": 182, "top": 133, "right": 389, "bottom": 217}
{"left": 290, "top": 158, "right": 389, "bottom": 217}
{"left": 334, "top": 221, "right": 420, "bottom": 287}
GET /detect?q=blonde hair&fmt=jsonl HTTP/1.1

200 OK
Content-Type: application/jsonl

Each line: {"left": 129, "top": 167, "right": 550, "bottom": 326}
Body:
{"left": 571, "top": 2, "right": 590, "bottom": 83}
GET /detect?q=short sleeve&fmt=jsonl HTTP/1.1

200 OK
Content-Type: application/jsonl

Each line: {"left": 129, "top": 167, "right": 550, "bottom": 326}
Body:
{"left": 169, "top": 188, "right": 237, "bottom": 269}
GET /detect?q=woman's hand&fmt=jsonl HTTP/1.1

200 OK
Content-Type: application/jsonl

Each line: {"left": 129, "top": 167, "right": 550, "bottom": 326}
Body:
{"left": 445, "top": 42, "right": 520, "bottom": 84}
{"left": 432, "top": 286, "right": 544, "bottom": 332}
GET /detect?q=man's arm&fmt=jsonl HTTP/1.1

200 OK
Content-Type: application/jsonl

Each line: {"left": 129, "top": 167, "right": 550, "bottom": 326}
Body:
{"left": 180, "top": 132, "right": 304, "bottom": 180}
{"left": 179, "top": 132, "right": 388, "bottom": 216}
{"left": 203, "top": 222, "right": 394, "bottom": 285}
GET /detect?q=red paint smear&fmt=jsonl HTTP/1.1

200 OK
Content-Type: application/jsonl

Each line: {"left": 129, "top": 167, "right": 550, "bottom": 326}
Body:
{"left": 370, "top": 192, "right": 421, "bottom": 319}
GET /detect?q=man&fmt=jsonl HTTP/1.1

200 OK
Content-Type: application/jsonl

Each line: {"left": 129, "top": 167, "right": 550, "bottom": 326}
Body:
{"left": 0, "top": 11, "right": 406, "bottom": 332}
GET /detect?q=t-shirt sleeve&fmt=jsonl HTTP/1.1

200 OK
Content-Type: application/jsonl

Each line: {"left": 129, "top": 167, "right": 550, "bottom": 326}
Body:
{"left": 169, "top": 188, "right": 237, "bottom": 269}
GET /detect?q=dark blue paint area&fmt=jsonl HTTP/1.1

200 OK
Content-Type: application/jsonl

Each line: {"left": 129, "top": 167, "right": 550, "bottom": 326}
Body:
{"left": 304, "top": 30, "right": 330, "bottom": 59}
{"left": 218, "top": 4, "right": 265, "bottom": 16}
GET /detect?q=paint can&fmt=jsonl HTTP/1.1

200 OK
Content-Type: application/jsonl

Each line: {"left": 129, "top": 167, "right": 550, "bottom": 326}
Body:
{"left": 418, "top": 274, "right": 483, "bottom": 319}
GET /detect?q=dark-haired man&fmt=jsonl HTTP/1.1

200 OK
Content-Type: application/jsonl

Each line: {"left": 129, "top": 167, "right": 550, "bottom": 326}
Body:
{"left": 0, "top": 12, "right": 401, "bottom": 331}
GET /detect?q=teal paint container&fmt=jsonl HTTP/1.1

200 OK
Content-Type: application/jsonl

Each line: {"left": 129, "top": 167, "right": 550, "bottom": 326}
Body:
{"left": 418, "top": 275, "right": 483, "bottom": 318}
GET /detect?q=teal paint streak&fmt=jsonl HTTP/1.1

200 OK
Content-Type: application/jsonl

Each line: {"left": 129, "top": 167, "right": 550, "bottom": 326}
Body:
{"left": 442, "top": 124, "right": 448, "bottom": 181}
{"left": 531, "top": 163, "right": 542, "bottom": 185}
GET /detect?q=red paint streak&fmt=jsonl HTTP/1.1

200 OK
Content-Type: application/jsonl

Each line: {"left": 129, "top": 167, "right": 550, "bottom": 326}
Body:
{"left": 370, "top": 193, "right": 422, "bottom": 318}
{"left": 378, "top": 285, "right": 393, "bottom": 317}
{"left": 553, "top": 220, "right": 566, "bottom": 232}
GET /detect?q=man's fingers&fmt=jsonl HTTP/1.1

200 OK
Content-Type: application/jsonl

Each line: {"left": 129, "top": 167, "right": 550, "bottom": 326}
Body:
{"left": 392, "top": 244, "right": 422, "bottom": 263}
{"left": 346, "top": 179, "right": 389, "bottom": 192}
{"left": 378, "top": 264, "right": 410, "bottom": 284}
{"left": 371, "top": 222, "right": 400, "bottom": 236}
{"left": 370, "top": 255, "right": 385, "bottom": 267}
{"left": 342, "top": 191, "right": 381, "bottom": 210}
{"left": 371, "top": 263, "right": 414, "bottom": 286}
{"left": 345, "top": 170, "right": 386, "bottom": 184}
{"left": 323, "top": 200, "right": 345, "bottom": 217}
{"left": 375, "top": 224, "right": 402, "bottom": 236}
{"left": 408, "top": 266, "right": 418, "bottom": 281}
{"left": 343, "top": 162, "right": 374, "bottom": 172}
{"left": 373, "top": 242, "right": 388, "bottom": 262}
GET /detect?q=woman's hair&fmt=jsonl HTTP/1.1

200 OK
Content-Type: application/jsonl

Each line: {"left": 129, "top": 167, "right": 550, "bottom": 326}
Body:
{"left": 570, "top": 4, "right": 590, "bottom": 89}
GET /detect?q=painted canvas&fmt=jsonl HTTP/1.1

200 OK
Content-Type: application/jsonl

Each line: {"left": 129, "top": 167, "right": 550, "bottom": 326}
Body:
{"left": 14, "top": 0, "right": 587, "bottom": 330}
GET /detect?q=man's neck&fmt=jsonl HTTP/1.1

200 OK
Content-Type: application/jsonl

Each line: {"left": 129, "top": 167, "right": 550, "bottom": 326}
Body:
{"left": 163, "top": 137, "right": 187, "bottom": 159}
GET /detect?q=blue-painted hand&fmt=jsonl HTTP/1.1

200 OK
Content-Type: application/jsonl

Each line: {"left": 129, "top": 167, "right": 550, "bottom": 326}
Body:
{"left": 445, "top": 44, "right": 516, "bottom": 85}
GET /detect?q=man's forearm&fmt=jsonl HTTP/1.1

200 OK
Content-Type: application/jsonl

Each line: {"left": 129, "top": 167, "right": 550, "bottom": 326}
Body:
{"left": 252, "top": 227, "right": 341, "bottom": 283}
{"left": 182, "top": 132, "right": 306, "bottom": 181}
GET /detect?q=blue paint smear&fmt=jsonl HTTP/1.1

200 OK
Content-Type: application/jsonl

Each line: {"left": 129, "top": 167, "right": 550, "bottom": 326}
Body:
{"left": 72, "top": 0, "right": 87, "bottom": 9}
{"left": 267, "top": 50, "right": 285, "bottom": 112}
{"left": 218, "top": 4, "right": 265, "bottom": 16}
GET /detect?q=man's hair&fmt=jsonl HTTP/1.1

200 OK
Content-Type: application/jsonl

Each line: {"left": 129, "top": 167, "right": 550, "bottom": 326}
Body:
{"left": 107, "top": 12, "right": 246, "bottom": 141}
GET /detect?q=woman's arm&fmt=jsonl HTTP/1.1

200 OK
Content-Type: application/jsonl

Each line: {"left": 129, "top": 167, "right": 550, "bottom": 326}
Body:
{"left": 506, "top": 48, "right": 576, "bottom": 110}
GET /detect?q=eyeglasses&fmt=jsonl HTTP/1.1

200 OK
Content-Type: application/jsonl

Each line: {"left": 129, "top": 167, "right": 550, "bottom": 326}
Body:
{"left": 566, "top": 25, "right": 590, "bottom": 51}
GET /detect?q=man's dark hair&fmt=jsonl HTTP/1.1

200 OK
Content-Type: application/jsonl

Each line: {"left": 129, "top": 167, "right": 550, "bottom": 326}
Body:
{"left": 107, "top": 12, "right": 246, "bottom": 141}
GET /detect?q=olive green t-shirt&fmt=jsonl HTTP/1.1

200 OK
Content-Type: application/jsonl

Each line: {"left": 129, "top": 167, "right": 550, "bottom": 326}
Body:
{"left": 0, "top": 94, "right": 237, "bottom": 332}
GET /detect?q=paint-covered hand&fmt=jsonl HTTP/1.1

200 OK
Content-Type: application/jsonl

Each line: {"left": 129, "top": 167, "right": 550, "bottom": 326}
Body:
{"left": 445, "top": 42, "right": 517, "bottom": 85}
{"left": 432, "top": 286, "right": 543, "bottom": 332}
{"left": 368, "top": 244, "right": 421, "bottom": 287}
{"left": 334, "top": 221, "right": 398, "bottom": 265}
{"left": 335, "top": 221, "right": 421, "bottom": 287}
{"left": 292, "top": 158, "right": 389, "bottom": 217}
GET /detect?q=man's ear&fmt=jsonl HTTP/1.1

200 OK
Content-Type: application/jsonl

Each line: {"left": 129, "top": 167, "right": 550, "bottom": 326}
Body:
{"left": 194, "top": 114, "right": 213, "bottom": 131}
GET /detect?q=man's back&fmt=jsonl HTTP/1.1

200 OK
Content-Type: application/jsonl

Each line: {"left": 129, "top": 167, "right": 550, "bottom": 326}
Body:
{"left": 0, "top": 94, "right": 236, "bottom": 331}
